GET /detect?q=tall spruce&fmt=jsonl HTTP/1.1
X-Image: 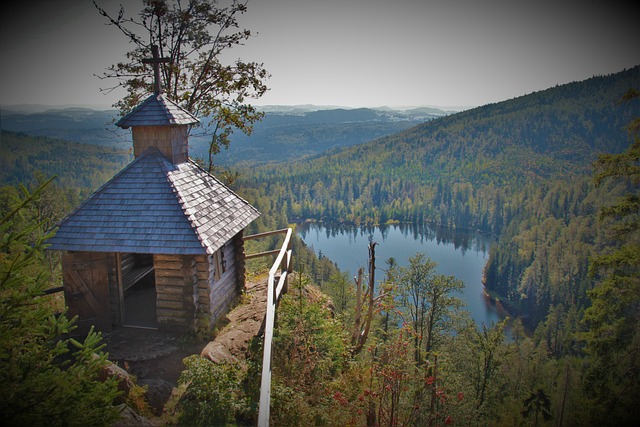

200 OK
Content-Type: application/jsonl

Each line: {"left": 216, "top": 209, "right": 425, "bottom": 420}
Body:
{"left": 583, "top": 89, "right": 640, "bottom": 425}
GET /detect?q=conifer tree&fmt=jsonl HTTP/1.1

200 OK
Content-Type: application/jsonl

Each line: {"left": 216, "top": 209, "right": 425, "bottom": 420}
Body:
{"left": 583, "top": 89, "right": 640, "bottom": 425}
{"left": 0, "top": 180, "right": 121, "bottom": 426}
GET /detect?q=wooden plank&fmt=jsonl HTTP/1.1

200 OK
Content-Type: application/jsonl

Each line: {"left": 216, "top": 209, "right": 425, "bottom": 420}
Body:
{"left": 156, "top": 292, "right": 184, "bottom": 302}
{"left": 258, "top": 228, "right": 293, "bottom": 426}
{"left": 157, "top": 309, "right": 194, "bottom": 321}
{"left": 156, "top": 300, "right": 186, "bottom": 310}
{"left": 156, "top": 283, "right": 191, "bottom": 295}
{"left": 155, "top": 269, "right": 188, "bottom": 278}
{"left": 195, "top": 270, "right": 209, "bottom": 280}
{"left": 258, "top": 273, "right": 277, "bottom": 427}
{"left": 154, "top": 262, "right": 181, "bottom": 269}
{"left": 62, "top": 252, "right": 111, "bottom": 334}
{"left": 155, "top": 275, "right": 188, "bottom": 285}
{"left": 244, "top": 228, "right": 290, "bottom": 241}
{"left": 68, "top": 270, "right": 103, "bottom": 315}
{"left": 122, "top": 265, "right": 154, "bottom": 291}
{"left": 245, "top": 249, "right": 281, "bottom": 260}
{"left": 115, "top": 253, "right": 125, "bottom": 325}
{"left": 42, "top": 286, "right": 64, "bottom": 295}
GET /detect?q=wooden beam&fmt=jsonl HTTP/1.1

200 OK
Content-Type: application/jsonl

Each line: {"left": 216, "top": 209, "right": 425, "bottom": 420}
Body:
{"left": 245, "top": 249, "right": 281, "bottom": 260}
{"left": 244, "top": 228, "right": 290, "bottom": 241}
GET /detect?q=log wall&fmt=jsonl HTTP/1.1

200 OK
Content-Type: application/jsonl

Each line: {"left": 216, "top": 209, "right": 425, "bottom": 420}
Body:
{"left": 198, "top": 232, "right": 247, "bottom": 330}
{"left": 217, "top": 233, "right": 246, "bottom": 325}
{"left": 62, "top": 234, "right": 248, "bottom": 333}
{"left": 154, "top": 254, "right": 197, "bottom": 329}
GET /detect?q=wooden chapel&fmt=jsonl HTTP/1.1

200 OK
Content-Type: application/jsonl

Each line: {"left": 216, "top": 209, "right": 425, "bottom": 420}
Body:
{"left": 46, "top": 46, "right": 260, "bottom": 335}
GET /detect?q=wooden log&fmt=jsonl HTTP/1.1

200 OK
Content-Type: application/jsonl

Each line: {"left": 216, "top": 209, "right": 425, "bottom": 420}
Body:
{"left": 157, "top": 309, "right": 194, "bottom": 321}
{"left": 157, "top": 316, "right": 192, "bottom": 325}
{"left": 156, "top": 292, "right": 184, "bottom": 302}
{"left": 155, "top": 275, "right": 191, "bottom": 287}
{"left": 154, "top": 261, "right": 183, "bottom": 271}
{"left": 156, "top": 286, "right": 191, "bottom": 297}
{"left": 155, "top": 269, "right": 186, "bottom": 278}
{"left": 156, "top": 300, "right": 187, "bottom": 310}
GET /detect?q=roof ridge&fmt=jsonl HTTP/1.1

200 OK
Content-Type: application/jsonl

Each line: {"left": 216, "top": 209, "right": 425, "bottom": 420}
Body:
{"left": 186, "top": 158, "right": 261, "bottom": 216}
{"left": 164, "top": 162, "right": 213, "bottom": 254}
{"left": 156, "top": 94, "right": 199, "bottom": 125}
{"left": 115, "top": 93, "right": 199, "bottom": 128}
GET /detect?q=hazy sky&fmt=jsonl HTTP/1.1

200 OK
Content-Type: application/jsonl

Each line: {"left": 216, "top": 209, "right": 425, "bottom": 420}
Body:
{"left": 1, "top": 0, "right": 638, "bottom": 109}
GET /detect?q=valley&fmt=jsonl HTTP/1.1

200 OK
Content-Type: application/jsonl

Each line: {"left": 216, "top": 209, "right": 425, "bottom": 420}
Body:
{"left": 2, "top": 65, "right": 639, "bottom": 425}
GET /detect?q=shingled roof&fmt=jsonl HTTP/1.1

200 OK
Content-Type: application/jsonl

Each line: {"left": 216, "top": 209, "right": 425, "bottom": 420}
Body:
{"left": 115, "top": 93, "right": 199, "bottom": 128}
{"left": 47, "top": 148, "right": 260, "bottom": 255}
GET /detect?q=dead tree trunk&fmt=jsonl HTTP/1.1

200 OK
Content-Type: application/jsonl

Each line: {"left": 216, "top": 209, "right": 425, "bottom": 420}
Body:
{"left": 352, "top": 242, "right": 377, "bottom": 354}
{"left": 352, "top": 267, "right": 364, "bottom": 345}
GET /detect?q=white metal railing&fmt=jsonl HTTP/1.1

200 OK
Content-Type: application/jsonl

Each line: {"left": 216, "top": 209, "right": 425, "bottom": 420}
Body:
{"left": 244, "top": 228, "right": 292, "bottom": 426}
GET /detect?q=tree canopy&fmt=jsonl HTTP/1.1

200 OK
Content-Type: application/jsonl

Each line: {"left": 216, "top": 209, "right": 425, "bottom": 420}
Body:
{"left": 94, "top": 0, "right": 269, "bottom": 170}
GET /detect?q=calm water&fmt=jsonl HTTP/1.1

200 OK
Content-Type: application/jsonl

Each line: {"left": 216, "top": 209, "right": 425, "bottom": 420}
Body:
{"left": 297, "top": 222, "right": 507, "bottom": 328}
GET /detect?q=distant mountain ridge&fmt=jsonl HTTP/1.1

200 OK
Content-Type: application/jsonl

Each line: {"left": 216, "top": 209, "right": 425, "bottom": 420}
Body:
{"left": 302, "top": 66, "right": 640, "bottom": 185}
{"left": 189, "top": 105, "right": 454, "bottom": 164}
{"left": 1, "top": 102, "right": 453, "bottom": 165}
{"left": 0, "top": 106, "right": 129, "bottom": 147}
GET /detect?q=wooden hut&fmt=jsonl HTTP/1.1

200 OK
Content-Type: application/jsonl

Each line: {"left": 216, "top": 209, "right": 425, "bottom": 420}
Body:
{"left": 46, "top": 74, "right": 260, "bottom": 335}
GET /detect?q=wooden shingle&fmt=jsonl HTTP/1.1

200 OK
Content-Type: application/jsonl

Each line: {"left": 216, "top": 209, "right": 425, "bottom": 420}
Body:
{"left": 47, "top": 148, "right": 260, "bottom": 255}
{"left": 115, "top": 94, "right": 199, "bottom": 129}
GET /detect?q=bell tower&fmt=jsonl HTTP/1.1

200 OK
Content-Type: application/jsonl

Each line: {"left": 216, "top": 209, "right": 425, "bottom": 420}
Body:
{"left": 115, "top": 45, "right": 198, "bottom": 164}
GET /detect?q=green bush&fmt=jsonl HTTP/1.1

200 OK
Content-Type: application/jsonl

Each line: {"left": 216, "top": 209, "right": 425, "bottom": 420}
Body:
{"left": 177, "top": 355, "right": 245, "bottom": 426}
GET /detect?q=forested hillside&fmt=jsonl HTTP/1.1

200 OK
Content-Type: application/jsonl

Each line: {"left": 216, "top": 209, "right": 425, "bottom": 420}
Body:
{"left": 0, "top": 130, "right": 131, "bottom": 190}
{"left": 0, "top": 107, "right": 129, "bottom": 146}
{"left": 239, "top": 66, "right": 640, "bottom": 328}
{"left": 2, "top": 66, "right": 638, "bottom": 425}
{"left": 189, "top": 106, "right": 449, "bottom": 165}
{"left": 230, "top": 70, "right": 639, "bottom": 424}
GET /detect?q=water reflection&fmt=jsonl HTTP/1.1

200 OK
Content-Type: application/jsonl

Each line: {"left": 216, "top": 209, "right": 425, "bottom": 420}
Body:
{"left": 297, "top": 221, "right": 504, "bottom": 329}
{"left": 299, "top": 222, "right": 492, "bottom": 256}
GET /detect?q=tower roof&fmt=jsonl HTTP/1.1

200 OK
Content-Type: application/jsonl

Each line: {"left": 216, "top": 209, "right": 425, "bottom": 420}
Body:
{"left": 46, "top": 148, "right": 260, "bottom": 255}
{"left": 115, "top": 94, "right": 199, "bottom": 129}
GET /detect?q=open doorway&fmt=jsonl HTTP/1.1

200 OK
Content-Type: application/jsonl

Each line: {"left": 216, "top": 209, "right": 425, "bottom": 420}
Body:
{"left": 120, "top": 253, "right": 157, "bottom": 328}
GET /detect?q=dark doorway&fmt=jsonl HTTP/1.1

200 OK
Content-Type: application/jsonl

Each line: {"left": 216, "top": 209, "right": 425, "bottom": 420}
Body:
{"left": 121, "top": 253, "right": 157, "bottom": 328}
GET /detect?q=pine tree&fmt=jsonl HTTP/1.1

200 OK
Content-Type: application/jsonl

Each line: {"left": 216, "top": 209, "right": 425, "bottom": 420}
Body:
{"left": 0, "top": 180, "right": 121, "bottom": 426}
{"left": 583, "top": 89, "right": 640, "bottom": 425}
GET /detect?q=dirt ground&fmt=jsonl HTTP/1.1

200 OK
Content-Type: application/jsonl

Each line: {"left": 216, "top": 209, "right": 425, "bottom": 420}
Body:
{"left": 104, "top": 277, "right": 268, "bottom": 417}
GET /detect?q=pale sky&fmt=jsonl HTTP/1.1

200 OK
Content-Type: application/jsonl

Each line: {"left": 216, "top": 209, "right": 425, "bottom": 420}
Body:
{"left": 1, "top": 0, "right": 638, "bottom": 110}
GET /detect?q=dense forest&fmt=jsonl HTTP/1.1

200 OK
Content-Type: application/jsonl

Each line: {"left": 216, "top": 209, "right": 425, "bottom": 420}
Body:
{"left": 1, "top": 66, "right": 639, "bottom": 425}
{"left": 239, "top": 66, "right": 640, "bottom": 328}
{"left": 223, "top": 68, "right": 638, "bottom": 425}
{"left": 0, "top": 107, "right": 129, "bottom": 146}
{"left": 0, "top": 130, "right": 131, "bottom": 189}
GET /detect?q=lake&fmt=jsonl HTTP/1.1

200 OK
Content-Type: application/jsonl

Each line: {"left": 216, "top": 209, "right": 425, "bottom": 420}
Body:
{"left": 297, "top": 222, "right": 508, "bottom": 328}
